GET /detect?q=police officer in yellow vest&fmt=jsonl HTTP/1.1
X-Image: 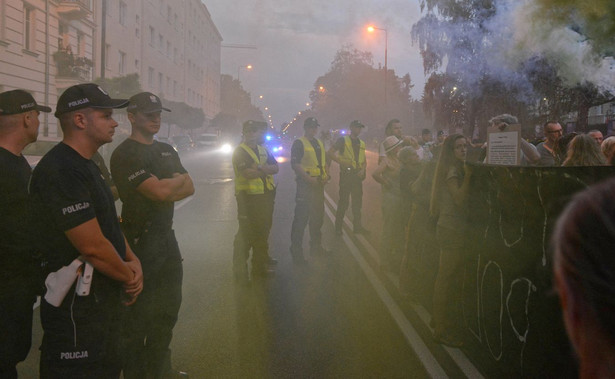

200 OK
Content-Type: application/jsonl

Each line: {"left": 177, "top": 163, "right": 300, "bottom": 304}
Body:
{"left": 233, "top": 120, "right": 279, "bottom": 280}
{"left": 328, "top": 120, "right": 368, "bottom": 235}
{"left": 290, "top": 117, "right": 330, "bottom": 263}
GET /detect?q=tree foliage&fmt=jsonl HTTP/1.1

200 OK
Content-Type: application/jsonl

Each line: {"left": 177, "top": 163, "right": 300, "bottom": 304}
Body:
{"left": 309, "top": 44, "right": 417, "bottom": 138}
{"left": 93, "top": 73, "right": 142, "bottom": 99}
{"left": 212, "top": 74, "right": 264, "bottom": 134}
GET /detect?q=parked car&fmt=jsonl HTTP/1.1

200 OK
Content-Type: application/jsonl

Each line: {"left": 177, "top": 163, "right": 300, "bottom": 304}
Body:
{"left": 22, "top": 140, "right": 59, "bottom": 167}
{"left": 196, "top": 133, "right": 219, "bottom": 148}
{"left": 169, "top": 135, "right": 194, "bottom": 151}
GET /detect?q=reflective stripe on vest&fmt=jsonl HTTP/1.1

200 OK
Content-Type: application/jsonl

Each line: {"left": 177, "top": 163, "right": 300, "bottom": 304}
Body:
{"left": 342, "top": 136, "right": 366, "bottom": 169}
{"left": 299, "top": 137, "right": 327, "bottom": 179}
{"left": 234, "top": 143, "right": 275, "bottom": 194}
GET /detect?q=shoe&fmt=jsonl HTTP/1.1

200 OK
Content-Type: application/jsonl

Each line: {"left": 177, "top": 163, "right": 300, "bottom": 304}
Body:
{"left": 432, "top": 332, "right": 463, "bottom": 348}
{"left": 353, "top": 227, "right": 369, "bottom": 235}
{"left": 267, "top": 257, "right": 278, "bottom": 266}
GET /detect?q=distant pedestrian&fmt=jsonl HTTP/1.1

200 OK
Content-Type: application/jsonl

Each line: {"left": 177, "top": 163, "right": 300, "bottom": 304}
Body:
{"left": 111, "top": 92, "right": 193, "bottom": 378}
{"left": 232, "top": 120, "right": 279, "bottom": 281}
{"left": 601, "top": 136, "right": 615, "bottom": 165}
{"left": 536, "top": 121, "right": 563, "bottom": 166}
{"left": 328, "top": 120, "right": 368, "bottom": 236}
{"left": 30, "top": 83, "right": 143, "bottom": 378}
{"left": 0, "top": 89, "right": 51, "bottom": 378}
{"left": 290, "top": 117, "right": 331, "bottom": 263}
{"left": 562, "top": 134, "right": 607, "bottom": 167}
{"left": 588, "top": 129, "right": 604, "bottom": 145}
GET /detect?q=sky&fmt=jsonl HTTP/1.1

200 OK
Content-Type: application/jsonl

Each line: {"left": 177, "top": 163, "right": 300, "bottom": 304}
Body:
{"left": 204, "top": 0, "right": 426, "bottom": 129}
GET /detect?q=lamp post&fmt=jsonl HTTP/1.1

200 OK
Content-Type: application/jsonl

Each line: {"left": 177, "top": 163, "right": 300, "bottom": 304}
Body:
{"left": 367, "top": 25, "right": 388, "bottom": 114}
{"left": 237, "top": 64, "right": 252, "bottom": 83}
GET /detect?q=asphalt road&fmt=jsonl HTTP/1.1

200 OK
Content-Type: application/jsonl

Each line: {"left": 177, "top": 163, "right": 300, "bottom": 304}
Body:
{"left": 17, "top": 144, "right": 482, "bottom": 378}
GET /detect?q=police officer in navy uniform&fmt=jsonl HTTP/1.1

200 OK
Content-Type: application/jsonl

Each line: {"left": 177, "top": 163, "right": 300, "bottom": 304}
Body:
{"left": 232, "top": 120, "right": 279, "bottom": 281}
{"left": 0, "top": 89, "right": 51, "bottom": 378}
{"left": 328, "top": 120, "right": 368, "bottom": 236}
{"left": 30, "top": 83, "right": 143, "bottom": 378}
{"left": 111, "top": 92, "right": 193, "bottom": 378}
{"left": 289, "top": 117, "right": 331, "bottom": 263}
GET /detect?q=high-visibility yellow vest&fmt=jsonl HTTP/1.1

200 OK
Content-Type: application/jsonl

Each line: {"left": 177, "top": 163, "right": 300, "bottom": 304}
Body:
{"left": 299, "top": 136, "right": 327, "bottom": 179}
{"left": 234, "top": 143, "right": 275, "bottom": 194}
{"left": 341, "top": 136, "right": 366, "bottom": 169}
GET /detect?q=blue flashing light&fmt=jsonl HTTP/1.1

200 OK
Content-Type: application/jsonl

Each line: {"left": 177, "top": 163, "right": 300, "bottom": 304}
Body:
{"left": 265, "top": 135, "right": 273, "bottom": 141}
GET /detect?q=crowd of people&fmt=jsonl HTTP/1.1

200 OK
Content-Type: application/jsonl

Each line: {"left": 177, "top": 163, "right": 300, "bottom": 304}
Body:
{"left": 1, "top": 84, "right": 191, "bottom": 378}
{"left": 4, "top": 81, "right": 615, "bottom": 377}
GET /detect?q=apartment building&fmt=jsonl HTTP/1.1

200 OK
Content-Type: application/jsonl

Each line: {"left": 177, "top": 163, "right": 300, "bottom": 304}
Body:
{"left": 0, "top": 0, "right": 221, "bottom": 137}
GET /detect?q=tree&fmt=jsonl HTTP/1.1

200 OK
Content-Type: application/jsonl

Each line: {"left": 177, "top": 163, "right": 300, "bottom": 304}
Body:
{"left": 94, "top": 73, "right": 142, "bottom": 99}
{"left": 213, "top": 74, "right": 264, "bottom": 135}
{"left": 162, "top": 99, "right": 205, "bottom": 131}
{"left": 309, "top": 44, "right": 415, "bottom": 138}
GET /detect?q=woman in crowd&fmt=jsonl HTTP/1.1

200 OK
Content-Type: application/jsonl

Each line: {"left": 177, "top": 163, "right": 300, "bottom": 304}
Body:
{"left": 553, "top": 177, "right": 615, "bottom": 378}
{"left": 601, "top": 136, "right": 615, "bottom": 165}
{"left": 372, "top": 135, "right": 405, "bottom": 272}
{"left": 429, "top": 134, "right": 472, "bottom": 347}
{"left": 562, "top": 134, "right": 606, "bottom": 167}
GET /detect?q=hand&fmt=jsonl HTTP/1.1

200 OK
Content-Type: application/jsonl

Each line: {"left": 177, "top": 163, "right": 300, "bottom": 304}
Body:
{"left": 123, "top": 260, "right": 143, "bottom": 305}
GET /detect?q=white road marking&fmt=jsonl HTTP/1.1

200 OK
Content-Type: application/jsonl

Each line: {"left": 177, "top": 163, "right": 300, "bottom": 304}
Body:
{"left": 324, "top": 191, "right": 484, "bottom": 379}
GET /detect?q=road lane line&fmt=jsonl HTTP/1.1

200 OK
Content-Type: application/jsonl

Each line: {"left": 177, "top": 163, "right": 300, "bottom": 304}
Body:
{"left": 174, "top": 195, "right": 194, "bottom": 210}
{"left": 324, "top": 192, "right": 484, "bottom": 379}
{"left": 324, "top": 205, "right": 447, "bottom": 378}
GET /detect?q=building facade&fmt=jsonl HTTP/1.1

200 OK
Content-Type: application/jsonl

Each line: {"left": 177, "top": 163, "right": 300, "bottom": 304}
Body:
{"left": 0, "top": 0, "right": 222, "bottom": 138}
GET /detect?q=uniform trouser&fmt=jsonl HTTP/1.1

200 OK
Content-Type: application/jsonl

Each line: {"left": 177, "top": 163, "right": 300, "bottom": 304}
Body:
{"left": 290, "top": 179, "right": 325, "bottom": 257}
{"left": 0, "top": 289, "right": 36, "bottom": 379}
{"left": 233, "top": 191, "right": 275, "bottom": 272}
{"left": 432, "top": 225, "right": 464, "bottom": 336}
{"left": 39, "top": 286, "right": 123, "bottom": 379}
{"left": 380, "top": 191, "right": 406, "bottom": 267}
{"left": 335, "top": 174, "right": 363, "bottom": 231}
{"left": 122, "top": 228, "right": 183, "bottom": 379}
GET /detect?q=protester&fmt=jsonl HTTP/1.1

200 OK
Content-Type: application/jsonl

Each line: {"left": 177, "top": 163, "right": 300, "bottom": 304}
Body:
{"left": 419, "top": 128, "right": 435, "bottom": 161}
{"left": 398, "top": 146, "right": 422, "bottom": 228}
{"left": 600, "top": 136, "right": 615, "bottom": 165}
{"left": 372, "top": 135, "right": 405, "bottom": 272}
{"left": 429, "top": 134, "right": 472, "bottom": 347}
{"left": 536, "top": 121, "right": 563, "bottom": 166}
{"left": 562, "top": 134, "right": 607, "bottom": 167}
{"left": 0, "top": 89, "right": 51, "bottom": 378}
{"left": 588, "top": 129, "right": 604, "bottom": 145}
{"left": 232, "top": 120, "right": 278, "bottom": 281}
{"left": 555, "top": 132, "right": 578, "bottom": 165}
{"left": 328, "top": 120, "right": 368, "bottom": 236}
{"left": 378, "top": 119, "right": 416, "bottom": 164}
{"left": 487, "top": 114, "right": 540, "bottom": 165}
{"left": 553, "top": 177, "right": 615, "bottom": 378}
{"left": 289, "top": 117, "right": 331, "bottom": 263}
{"left": 30, "top": 83, "right": 143, "bottom": 378}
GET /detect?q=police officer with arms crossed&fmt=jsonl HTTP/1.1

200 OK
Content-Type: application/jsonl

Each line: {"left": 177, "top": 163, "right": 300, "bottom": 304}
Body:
{"left": 290, "top": 117, "right": 331, "bottom": 263}
{"left": 233, "top": 120, "right": 279, "bottom": 281}
{"left": 110, "top": 92, "right": 194, "bottom": 378}
{"left": 328, "top": 120, "right": 368, "bottom": 236}
{"left": 0, "top": 89, "right": 51, "bottom": 378}
{"left": 29, "top": 83, "right": 143, "bottom": 378}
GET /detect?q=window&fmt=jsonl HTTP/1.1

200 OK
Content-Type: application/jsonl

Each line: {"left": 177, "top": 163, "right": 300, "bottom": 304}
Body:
{"left": 23, "top": 5, "right": 35, "bottom": 51}
{"left": 158, "top": 72, "right": 163, "bottom": 91}
{"left": 105, "top": 44, "right": 110, "bottom": 68}
{"left": 148, "top": 67, "right": 154, "bottom": 87}
{"left": 119, "top": 1, "right": 127, "bottom": 26}
{"left": 167, "top": 6, "right": 172, "bottom": 23}
{"left": 149, "top": 26, "right": 155, "bottom": 45}
{"left": 76, "top": 32, "right": 84, "bottom": 56}
{"left": 135, "top": 59, "right": 139, "bottom": 69}
{"left": 119, "top": 50, "right": 126, "bottom": 74}
{"left": 58, "top": 23, "right": 69, "bottom": 49}
{"left": 166, "top": 41, "right": 170, "bottom": 57}
{"left": 159, "top": 34, "right": 163, "bottom": 49}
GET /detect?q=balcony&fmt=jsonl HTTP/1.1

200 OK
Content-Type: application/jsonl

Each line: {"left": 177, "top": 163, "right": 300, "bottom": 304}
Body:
{"left": 57, "top": 0, "right": 92, "bottom": 20}
{"left": 53, "top": 47, "right": 92, "bottom": 82}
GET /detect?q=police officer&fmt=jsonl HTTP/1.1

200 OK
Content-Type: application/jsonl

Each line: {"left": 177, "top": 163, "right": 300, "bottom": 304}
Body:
{"left": 0, "top": 89, "right": 50, "bottom": 378}
{"left": 29, "top": 83, "right": 143, "bottom": 378}
{"left": 289, "top": 117, "right": 330, "bottom": 263}
{"left": 110, "top": 92, "right": 194, "bottom": 378}
{"left": 233, "top": 120, "right": 279, "bottom": 281}
{"left": 328, "top": 120, "right": 368, "bottom": 236}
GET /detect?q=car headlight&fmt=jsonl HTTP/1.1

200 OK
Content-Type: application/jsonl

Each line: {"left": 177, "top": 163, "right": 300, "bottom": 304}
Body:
{"left": 219, "top": 143, "right": 233, "bottom": 153}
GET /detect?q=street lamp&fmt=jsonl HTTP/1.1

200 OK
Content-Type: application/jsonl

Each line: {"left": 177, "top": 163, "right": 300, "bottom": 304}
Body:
{"left": 237, "top": 64, "right": 252, "bottom": 83}
{"left": 367, "top": 24, "right": 388, "bottom": 112}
